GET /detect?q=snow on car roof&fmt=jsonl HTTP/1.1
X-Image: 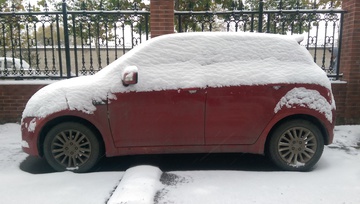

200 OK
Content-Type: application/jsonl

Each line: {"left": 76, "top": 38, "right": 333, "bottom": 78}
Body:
{"left": 22, "top": 32, "right": 332, "bottom": 118}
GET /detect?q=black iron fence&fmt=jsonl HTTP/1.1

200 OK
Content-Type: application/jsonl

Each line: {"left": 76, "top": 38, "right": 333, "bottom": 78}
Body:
{"left": 0, "top": 2, "right": 149, "bottom": 79}
{"left": 0, "top": 0, "right": 345, "bottom": 80}
{"left": 175, "top": 0, "right": 345, "bottom": 80}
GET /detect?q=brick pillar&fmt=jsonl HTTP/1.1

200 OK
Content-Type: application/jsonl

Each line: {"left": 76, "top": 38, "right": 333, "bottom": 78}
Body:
{"left": 341, "top": 0, "right": 360, "bottom": 124}
{"left": 150, "top": 0, "right": 174, "bottom": 38}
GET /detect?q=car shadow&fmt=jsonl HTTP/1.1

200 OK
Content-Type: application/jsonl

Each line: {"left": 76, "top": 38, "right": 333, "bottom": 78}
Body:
{"left": 19, "top": 156, "right": 56, "bottom": 174}
{"left": 19, "top": 153, "right": 279, "bottom": 174}
{"left": 95, "top": 153, "right": 279, "bottom": 172}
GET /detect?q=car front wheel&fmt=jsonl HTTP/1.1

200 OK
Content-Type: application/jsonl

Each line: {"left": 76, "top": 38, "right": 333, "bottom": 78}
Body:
{"left": 268, "top": 119, "right": 324, "bottom": 171}
{"left": 43, "top": 122, "right": 102, "bottom": 173}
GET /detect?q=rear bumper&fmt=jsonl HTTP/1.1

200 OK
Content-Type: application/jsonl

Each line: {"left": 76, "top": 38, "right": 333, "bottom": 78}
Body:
{"left": 327, "top": 109, "right": 336, "bottom": 145}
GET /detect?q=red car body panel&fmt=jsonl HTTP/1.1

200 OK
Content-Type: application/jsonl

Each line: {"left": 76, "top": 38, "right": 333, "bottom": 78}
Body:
{"left": 205, "top": 86, "right": 277, "bottom": 145}
{"left": 108, "top": 88, "right": 206, "bottom": 147}
{"left": 21, "top": 83, "right": 335, "bottom": 158}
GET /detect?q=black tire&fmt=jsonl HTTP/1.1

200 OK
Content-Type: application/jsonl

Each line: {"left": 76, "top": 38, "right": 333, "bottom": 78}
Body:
{"left": 43, "top": 122, "right": 102, "bottom": 173}
{"left": 268, "top": 119, "right": 324, "bottom": 171}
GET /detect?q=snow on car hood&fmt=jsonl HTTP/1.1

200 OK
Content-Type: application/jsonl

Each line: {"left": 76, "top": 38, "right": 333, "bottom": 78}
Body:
{"left": 22, "top": 32, "right": 332, "bottom": 118}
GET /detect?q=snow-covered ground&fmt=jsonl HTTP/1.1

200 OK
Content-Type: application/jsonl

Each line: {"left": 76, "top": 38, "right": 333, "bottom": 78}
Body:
{"left": 0, "top": 123, "right": 359, "bottom": 204}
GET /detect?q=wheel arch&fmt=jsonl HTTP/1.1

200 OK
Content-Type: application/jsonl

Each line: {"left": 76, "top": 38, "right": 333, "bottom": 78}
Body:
{"left": 37, "top": 116, "right": 105, "bottom": 157}
{"left": 264, "top": 114, "right": 330, "bottom": 155}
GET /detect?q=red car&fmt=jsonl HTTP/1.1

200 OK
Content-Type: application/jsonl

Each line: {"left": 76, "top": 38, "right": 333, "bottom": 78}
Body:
{"left": 21, "top": 32, "right": 335, "bottom": 172}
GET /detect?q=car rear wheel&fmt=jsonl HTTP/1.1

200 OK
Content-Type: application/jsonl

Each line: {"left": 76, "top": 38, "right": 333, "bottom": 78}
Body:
{"left": 268, "top": 119, "right": 324, "bottom": 171}
{"left": 43, "top": 122, "right": 102, "bottom": 173}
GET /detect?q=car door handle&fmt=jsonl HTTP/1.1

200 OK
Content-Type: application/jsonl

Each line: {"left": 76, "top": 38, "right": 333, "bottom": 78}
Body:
{"left": 92, "top": 100, "right": 106, "bottom": 105}
{"left": 273, "top": 85, "right": 284, "bottom": 90}
{"left": 179, "top": 88, "right": 199, "bottom": 94}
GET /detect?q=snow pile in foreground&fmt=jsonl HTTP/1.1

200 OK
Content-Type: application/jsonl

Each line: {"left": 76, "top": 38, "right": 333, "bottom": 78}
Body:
{"left": 107, "top": 165, "right": 162, "bottom": 204}
{"left": 23, "top": 32, "right": 331, "bottom": 119}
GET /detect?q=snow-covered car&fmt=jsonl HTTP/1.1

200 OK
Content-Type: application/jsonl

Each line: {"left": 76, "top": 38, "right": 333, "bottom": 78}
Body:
{"left": 0, "top": 57, "right": 30, "bottom": 74}
{"left": 21, "top": 32, "right": 336, "bottom": 172}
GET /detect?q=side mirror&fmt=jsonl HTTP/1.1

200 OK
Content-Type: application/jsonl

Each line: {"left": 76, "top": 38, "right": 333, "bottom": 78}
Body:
{"left": 122, "top": 66, "right": 138, "bottom": 86}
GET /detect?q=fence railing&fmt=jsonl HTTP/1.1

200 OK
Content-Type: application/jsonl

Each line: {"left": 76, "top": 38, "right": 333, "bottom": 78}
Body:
{"left": 0, "top": 0, "right": 345, "bottom": 80}
{"left": 0, "top": 2, "right": 149, "bottom": 79}
{"left": 175, "top": 0, "right": 345, "bottom": 80}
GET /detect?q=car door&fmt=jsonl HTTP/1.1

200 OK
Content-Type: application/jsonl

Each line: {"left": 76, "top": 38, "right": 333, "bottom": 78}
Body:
{"left": 205, "top": 85, "right": 277, "bottom": 145}
{"left": 108, "top": 88, "right": 206, "bottom": 147}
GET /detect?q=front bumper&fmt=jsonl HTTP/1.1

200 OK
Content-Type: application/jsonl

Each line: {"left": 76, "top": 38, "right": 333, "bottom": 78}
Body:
{"left": 21, "top": 117, "right": 42, "bottom": 157}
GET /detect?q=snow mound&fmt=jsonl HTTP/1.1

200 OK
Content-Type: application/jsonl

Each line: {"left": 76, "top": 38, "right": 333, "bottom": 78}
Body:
{"left": 107, "top": 165, "right": 163, "bottom": 204}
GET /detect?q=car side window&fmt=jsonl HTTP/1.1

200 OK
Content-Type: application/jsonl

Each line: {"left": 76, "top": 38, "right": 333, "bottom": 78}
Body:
{"left": 0, "top": 61, "right": 2, "bottom": 68}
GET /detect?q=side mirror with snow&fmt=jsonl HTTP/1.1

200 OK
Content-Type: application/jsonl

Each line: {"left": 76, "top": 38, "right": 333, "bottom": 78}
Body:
{"left": 122, "top": 66, "right": 138, "bottom": 86}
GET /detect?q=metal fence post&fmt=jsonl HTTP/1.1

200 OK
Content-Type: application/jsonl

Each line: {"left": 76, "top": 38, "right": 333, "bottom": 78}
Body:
{"left": 62, "top": 0, "right": 71, "bottom": 78}
{"left": 336, "top": 12, "right": 344, "bottom": 80}
{"left": 258, "top": 0, "right": 264, "bottom": 33}
{"left": 145, "top": 14, "right": 149, "bottom": 40}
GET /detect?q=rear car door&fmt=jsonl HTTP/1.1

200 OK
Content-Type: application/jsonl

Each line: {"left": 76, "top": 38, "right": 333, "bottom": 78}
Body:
{"left": 205, "top": 85, "right": 277, "bottom": 145}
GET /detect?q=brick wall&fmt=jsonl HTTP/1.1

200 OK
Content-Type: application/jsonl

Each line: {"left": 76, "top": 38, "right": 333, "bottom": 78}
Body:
{"left": 0, "top": 84, "right": 46, "bottom": 124}
{"left": 331, "top": 82, "right": 348, "bottom": 124}
{"left": 341, "top": 0, "right": 360, "bottom": 124}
